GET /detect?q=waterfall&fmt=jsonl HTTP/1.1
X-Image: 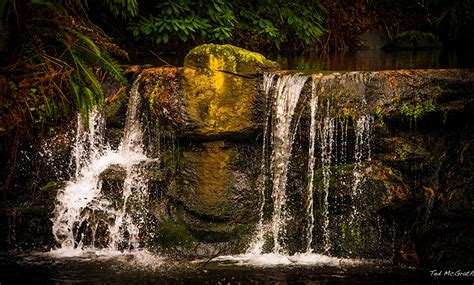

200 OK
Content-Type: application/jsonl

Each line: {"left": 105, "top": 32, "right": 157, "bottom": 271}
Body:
{"left": 246, "top": 72, "right": 378, "bottom": 257}
{"left": 51, "top": 74, "right": 152, "bottom": 252}
{"left": 270, "top": 74, "right": 308, "bottom": 254}
{"left": 244, "top": 73, "right": 308, "bottom": 255}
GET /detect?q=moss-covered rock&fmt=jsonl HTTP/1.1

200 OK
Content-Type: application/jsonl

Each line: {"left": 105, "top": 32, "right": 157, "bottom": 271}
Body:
{"left": 150, "top": 219, "right": 197, "bottom": 253}
{"left": 312, "top": 161, "right": 408, "bottom": 214}
{"left": 369, "top": 69, "right": 474, "bottom": 123}
{"left": 141, "top": 44, "right": 279, "bottom": 139}
{"left": 378, "top": 136, "right": 432, "bottom": 174}
{"left": 140, "top": 45, "right": 279, "bottom": 139}
{"left": 181, "top": 66, "right": 259, "bottom": 138}
{"left": 383, "top": 30, "right": 442, "bottom": 50}
{"left": 184, "top": 44, "right": 279, "bottom": 75}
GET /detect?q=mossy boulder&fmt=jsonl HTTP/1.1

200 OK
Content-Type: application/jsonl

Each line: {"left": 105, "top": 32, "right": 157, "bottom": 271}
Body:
{"left": 181, "top": 66, "right": 259, "bottom": 138}
{"left": 383, "top": 30, "right": 442, "bottom": 50}
{"left": 150, "top": 219, "right": 197, "bottom": 254}
{"left": 184, "top": 44, "right": 279, "bottom": 75}
{"left": 141, "top": 45, "right": 279, "bottom": 139}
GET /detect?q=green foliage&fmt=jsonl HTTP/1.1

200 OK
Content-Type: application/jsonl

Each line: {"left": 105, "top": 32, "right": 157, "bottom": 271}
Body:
{"left": 127, "top": 0, "right": 325, "bottom": 50}
{"left": 1, "top": 0, "right": 127, "bottom": 131}
{"left": 105, "top": 0, "right": 138, "bottom": 18}
{"left": 367, "top": 0, "right": 474, "bottom": 43}
{"left": 129, "top": 0, "right": 235, "bottom": 44}
{"left": 428, "top": 0, "right": 474, "bottom": 41}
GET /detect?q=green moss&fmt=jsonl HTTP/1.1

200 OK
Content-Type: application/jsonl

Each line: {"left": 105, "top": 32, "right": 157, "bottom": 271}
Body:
{"left": 152, "top": 220, "right": 197, "bottom": 250}
{"left": 40, "top": 180, "right": 63, "bottom": 192}
{"left": 184, "top": 44, "right": 279, "bottom": 75}
{"left": 397, "top": 91, "right": 436, "bottom": 122}
{"left": 190, "top": 223, "right": 250, "bottom": 243}
{"left": 104, "top": 89, "right": 128, "bottom": 124}
{"left": 148, "top": 81, "right": 161, "bottom": 116}
{"left": 374, "top": 105, "right": 385, "bottom": 126}
{"left": 35, "top": 181, "right": 64, "bottom": 209}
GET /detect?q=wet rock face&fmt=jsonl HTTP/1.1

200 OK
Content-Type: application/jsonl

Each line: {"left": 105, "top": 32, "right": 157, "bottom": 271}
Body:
{"left": 365, "top": 70, "right": 474, "bottom": 269}
{"left": 138, "top": 61, "right": 473, "bottom": 262}
{"left": 2, "top": 42, "right": 472, "bottom": 266}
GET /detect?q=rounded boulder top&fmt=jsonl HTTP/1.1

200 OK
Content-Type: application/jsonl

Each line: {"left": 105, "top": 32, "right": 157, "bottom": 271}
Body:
{"left": 184, "top": 44, "right": 279, "bottom": 76}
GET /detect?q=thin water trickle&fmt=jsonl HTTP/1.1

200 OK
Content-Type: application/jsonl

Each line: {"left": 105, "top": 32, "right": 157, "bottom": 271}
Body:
{"left": 350, "top": 112, "right": 374, "bottom": 226}
{"left": 305, "top": 76, "right": 319, "bottom": 253}
{"left": 247, "top": 73, "right": 275, "bottom": 255}
{"left": 319, "top": 99, "right": 336, "bottom": 253}
{"left": 51, "top": 74, "right": 153, "bottom": 254}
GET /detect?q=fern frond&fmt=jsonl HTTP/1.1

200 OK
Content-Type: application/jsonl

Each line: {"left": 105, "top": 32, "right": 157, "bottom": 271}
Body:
{"left": 74, "top": 43, "right": 126, "bottom": 84}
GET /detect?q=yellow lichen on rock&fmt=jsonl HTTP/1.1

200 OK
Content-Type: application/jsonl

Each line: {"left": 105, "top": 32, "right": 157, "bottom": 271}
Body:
{"left": 184, "top": 44, "right": 279, "bottom": 75}
{"left": 182, "top": 66, "right": 255, "bottom": 137}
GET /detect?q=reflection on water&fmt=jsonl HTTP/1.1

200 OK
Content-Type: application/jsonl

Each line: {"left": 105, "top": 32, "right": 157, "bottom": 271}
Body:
{"left": 131, "top": 48, "right": 474, "bottom": 72}
{"left": 275, "top": 48, "right": 474, "bottom": 71}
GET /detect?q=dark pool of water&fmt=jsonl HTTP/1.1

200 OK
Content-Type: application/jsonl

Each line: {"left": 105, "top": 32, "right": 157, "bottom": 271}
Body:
{"left": 0, "top": 251, "right": 470, "bottom": 284}
{"left": 128, "top": 47, "right": 474, "bottom": 72}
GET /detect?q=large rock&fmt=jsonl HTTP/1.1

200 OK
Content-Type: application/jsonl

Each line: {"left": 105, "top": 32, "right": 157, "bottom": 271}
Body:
{"left": 141, "top": 44, "right": 279, "bottom": 139}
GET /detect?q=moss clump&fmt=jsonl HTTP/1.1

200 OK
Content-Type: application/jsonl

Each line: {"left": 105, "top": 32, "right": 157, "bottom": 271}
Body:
{"left": 395, "top": 90, "right": 436, "bottom": 122}
{"left": 151, "top": 220, "right": 197, "bottom": 250}
{"left": 34, "top": 181, "right": 64, "bottom": 210}
{"left": 190, "top": 223, "right": 251, "bottom": 243}
{"left": 184, "top": 44, "right": 279, "bottom": 75}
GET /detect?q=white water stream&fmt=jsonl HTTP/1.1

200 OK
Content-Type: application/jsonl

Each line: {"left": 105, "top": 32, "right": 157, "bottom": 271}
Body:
{"left": 51, "top": 75, "right": 152, "bottom": 254}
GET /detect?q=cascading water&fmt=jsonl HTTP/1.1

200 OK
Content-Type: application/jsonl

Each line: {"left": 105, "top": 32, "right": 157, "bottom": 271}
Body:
{"left": 51, "top": 74, "right": 152, "bottom": 253}
{"left": 242, "top": 72, "right": 383, "bottom": 260}
{"left": 218, "top": 71, "right": 388, "bottom": 265}
{"left": 318, "top": 98, "right": 336, "bottom": 253}
{"left": 269, "top": 74, "right": 308, "bottom": 254}
{"left": 350, "top": 110, "right": 374, "bottom": 224}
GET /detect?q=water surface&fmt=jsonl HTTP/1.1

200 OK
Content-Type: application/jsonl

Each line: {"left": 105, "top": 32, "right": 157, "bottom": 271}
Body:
{"left": 0, "top": 251, "right": 433, "bottom": 284}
